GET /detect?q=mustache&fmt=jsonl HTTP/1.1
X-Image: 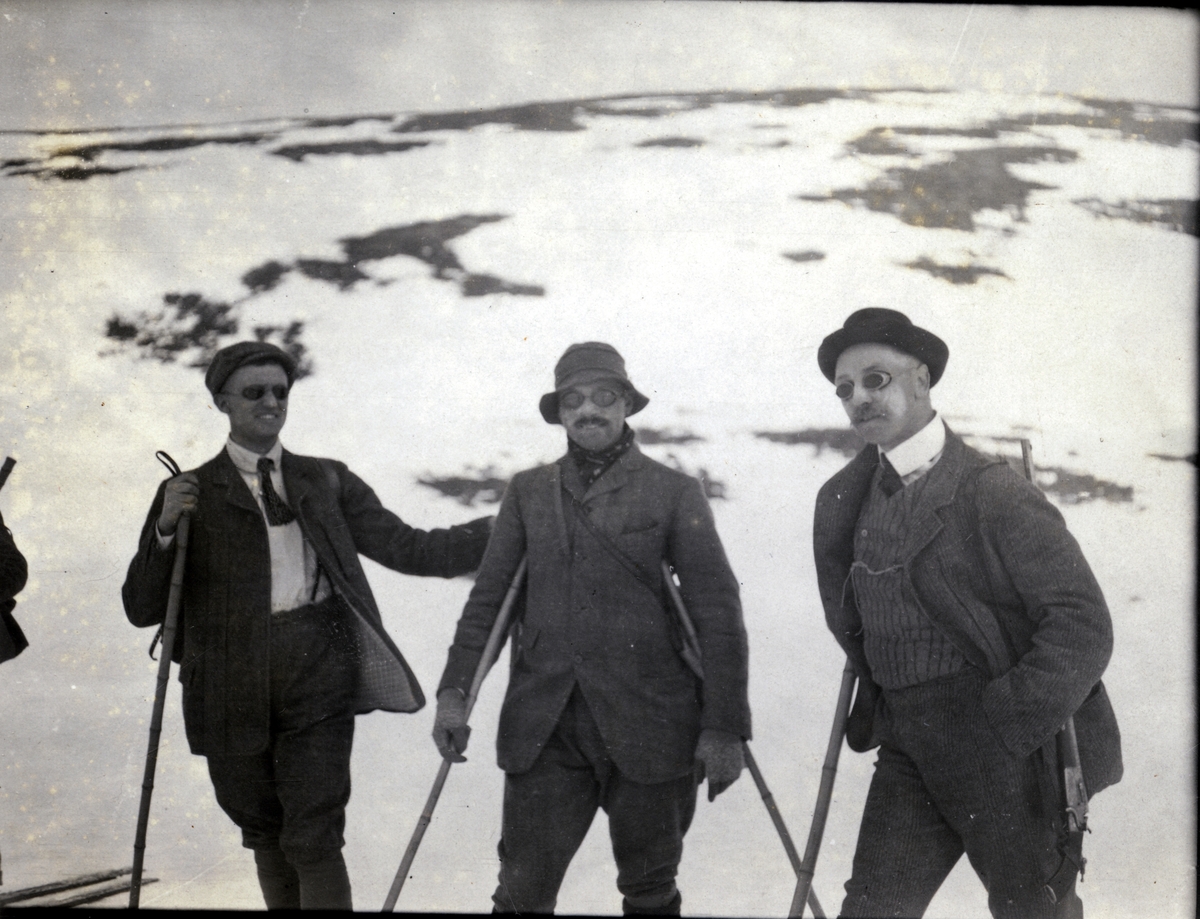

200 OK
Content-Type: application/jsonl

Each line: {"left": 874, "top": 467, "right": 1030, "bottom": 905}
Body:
{"left": 852, "top": 409, "right": 885, "bottom": 424}
{"left": 571, "top": 415, "right": 610, "bottom": 427}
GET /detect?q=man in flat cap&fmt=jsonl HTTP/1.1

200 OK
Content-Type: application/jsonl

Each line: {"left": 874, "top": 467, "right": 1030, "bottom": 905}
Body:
{"left": 812, "top": 309, "right": 1121, "bottom": 918}
{"left": 122, "top": 341, "right": 491, "bottom": 910}
{"left": 433, "top": 342, "right": 751, "bottom": 915}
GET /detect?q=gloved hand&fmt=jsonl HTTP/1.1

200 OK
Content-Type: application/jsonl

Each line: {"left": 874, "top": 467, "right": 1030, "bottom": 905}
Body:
{"left": 432, "top": 689, "right": 471, "bottom": 762}
{"left": 694, "top": 728, "right": 745, "bottom": 802}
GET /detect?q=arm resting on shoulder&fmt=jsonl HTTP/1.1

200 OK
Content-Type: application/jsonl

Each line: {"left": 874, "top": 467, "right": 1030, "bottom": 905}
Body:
{"left": 333, "top": 461, "right": 492, "bottom": 578}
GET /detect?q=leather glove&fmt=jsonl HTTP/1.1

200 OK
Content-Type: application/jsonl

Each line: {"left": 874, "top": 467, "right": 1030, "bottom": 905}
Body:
{"left": 432, "top": 689, "right": 471, "bottom": 762}
{"left": 694, "top": 728, "right": 745, "bottom": 802}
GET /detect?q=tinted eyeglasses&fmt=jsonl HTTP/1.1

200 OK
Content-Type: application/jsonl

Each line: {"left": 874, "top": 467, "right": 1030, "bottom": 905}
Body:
{"left": 835, "top": 370, "right": 894, "bottom": 401}
{"left": 559, "top": 388, "right": 623, "bottom": 410}
{"left": 225, "top": 384, "right": 290, "bottom": 402}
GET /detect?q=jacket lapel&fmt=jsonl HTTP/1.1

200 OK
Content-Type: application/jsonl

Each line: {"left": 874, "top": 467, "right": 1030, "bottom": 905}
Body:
{"left": 211, "top": 449, "right": 261, "bottom": 516}
{"left": 583, "top": 446, "right": 638, "bottom": 502}
{"left": 817, "top": 446, "right": 877, "bottom": 580}
{"left": 898, "top": 428, "right": 966, "bottom": 564}
{"left": 282, "top": 452, "right": 346, "bottom": 579}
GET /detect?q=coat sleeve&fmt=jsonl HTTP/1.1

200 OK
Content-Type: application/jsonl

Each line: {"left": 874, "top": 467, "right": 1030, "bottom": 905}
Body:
{"left": 121, "top": 481, "right": 177, "bottom": 629}
{"left": 437, "top": 477, "right": 527, "bottom": 697}
{"left": 976, "top": 466, "right": 1113, "bottom": 758}
{"left": 334, "top": 462, "right": 492, "bottom": 578}
{"left": 0, "top": 510, "right": 27, "bottom": 605}
{"left": 669, "top": 477, "right": 752, "bottom": 740}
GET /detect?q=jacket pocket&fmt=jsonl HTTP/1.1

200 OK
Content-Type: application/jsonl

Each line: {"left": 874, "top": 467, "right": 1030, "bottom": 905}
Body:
{"left": 619, "top": 518, "right": 661, "bottom": 536}
{"left": 1072, "top": 680, "right": 1122, "bottom": 797}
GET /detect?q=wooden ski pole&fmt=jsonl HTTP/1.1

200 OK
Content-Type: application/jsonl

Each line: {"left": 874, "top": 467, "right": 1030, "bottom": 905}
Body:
{"left": 382, "top": 555, "right": 528, "bottom": 912}
{"left": 0, "top": 457, "right": 15, "bottom": 492}
{"left": 130, "top": 451, "right": 190, "bottom": 908}
{"left": 659, "top": 562, "right": 826, "bottom": 918}
{"left": 789, "top": 658, "right": 856, "bottom": 918}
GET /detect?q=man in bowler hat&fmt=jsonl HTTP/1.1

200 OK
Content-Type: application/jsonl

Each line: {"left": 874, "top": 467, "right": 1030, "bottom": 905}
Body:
{"left": 432, "top": 342, "right": 751, "bottom": 915}
{"left": 812, "top": 309, "right": 1121, "bottom": 918}
{"left": 122, "top": 341, "right": 491, "bottom": 909}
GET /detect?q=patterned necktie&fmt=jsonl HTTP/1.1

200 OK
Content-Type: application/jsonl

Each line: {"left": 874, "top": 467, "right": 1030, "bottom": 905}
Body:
{"left": 878, "top": 453, "right": 905, "bottom": 498}
{"left": 257, "top": 457, "right": 296, "bottom": 526}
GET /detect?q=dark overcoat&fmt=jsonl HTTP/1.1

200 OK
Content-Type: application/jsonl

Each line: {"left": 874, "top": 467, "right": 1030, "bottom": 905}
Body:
{"left": 0, "top": 509, "right": 28, "bottom": 663}
{"left": 813, "top": 427, "right": 1122, "bottom": 795}
{"left": 438, "top": 445, "right": 751, "bottom": 785}
{"left": 122, "top": 449, "right": 490, "bottom": 757}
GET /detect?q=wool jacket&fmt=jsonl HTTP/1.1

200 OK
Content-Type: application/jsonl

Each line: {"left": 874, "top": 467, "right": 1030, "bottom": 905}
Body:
{"left": 0, "top": 509, "right": 28, "bottom": 664}
{"left": 813, "top": 427, "right": 1122, "bottom": 795}
{"left": 122, "top": 448, "right": 491, "bottom": 757}
{"left": 438, "top": 445, "right": 751, "bottom": 785}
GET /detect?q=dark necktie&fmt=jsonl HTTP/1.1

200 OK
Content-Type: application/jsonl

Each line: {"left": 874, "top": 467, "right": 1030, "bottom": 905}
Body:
{"left": 878, "top": 454, "right": 905, "bottom": 498}
{"left": 257, "top": 457, "right": 296, "bottom": 526}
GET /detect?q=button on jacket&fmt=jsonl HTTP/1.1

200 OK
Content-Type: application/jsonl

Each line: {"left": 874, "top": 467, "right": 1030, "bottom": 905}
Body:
{"left": 439, "top": 445, "right": 751, "bottom": 785}
{"left": 122, "top": 449, "right": 491, "bottom": 757}
{"left": 813, "top": 427, "right": 1122, "bottom": 795}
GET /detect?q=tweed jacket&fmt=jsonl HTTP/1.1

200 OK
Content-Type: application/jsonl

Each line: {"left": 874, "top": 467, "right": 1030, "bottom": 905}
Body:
{"left": 438, "top": 444, "right": 751, "bottom": 785}
{"left": 0, "top": 509, "right": 28, "bottom": 664}
{"left": 813, "top": 426, "right": 1122, "bottom": 795}
{"left": 122, "top": 448, "right": 491, "bottom": 757}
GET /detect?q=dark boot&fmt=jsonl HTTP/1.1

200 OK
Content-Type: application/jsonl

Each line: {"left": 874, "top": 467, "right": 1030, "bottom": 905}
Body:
{"left": 254, "top": 847, "right": 301, "bottom": 910}
{"left": 297, "top": 852, "right": 353, "bottom": 910}
{"left": 623, "top": 887, "right": 681, "bottom": 915}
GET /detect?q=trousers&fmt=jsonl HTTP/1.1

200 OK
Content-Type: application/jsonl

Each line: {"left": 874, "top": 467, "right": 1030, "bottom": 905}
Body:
{"left": 493, "top": 687, "right": 697, "bottom": 915}
{"left": 840, "top": 668, "right": 1082, "bottom": 919}
{"left": 205, "top": 596, "right": 358, "bottom": 908}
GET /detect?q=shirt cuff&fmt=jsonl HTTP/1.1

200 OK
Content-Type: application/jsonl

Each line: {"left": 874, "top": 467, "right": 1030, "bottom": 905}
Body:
{"left": 155, "top": 523, "right": 176, "bottom": 550}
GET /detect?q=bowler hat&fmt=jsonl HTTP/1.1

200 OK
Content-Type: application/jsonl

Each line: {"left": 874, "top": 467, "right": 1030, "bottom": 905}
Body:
{"left": 539, "top": 342, "right": 649, "bottom": 424}
{"left": 205, "top": 341, "right": 298, "bottom": 395}
{"left": 817, "top": 309, "right": 948, "bottom": 386}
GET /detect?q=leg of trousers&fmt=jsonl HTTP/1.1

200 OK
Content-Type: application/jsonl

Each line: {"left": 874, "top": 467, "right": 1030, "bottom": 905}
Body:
{"left": 840, "top": 668, "right": 1078, "bottom": 919}
{"left": 493, "top": 688, "right": 696, "bottom": 915}
{"left": 254, "top": 848, "right": 301, "bottom": 910}
{"left": 206, "top": 598, "right": 357, "bottom": 910}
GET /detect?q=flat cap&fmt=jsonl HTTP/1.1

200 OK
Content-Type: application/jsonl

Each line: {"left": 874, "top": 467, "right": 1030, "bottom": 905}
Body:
{"left": 817, "top": 308, "right": 949, "bottom": 386}
{"left": 204, "top": 341, "right": 297, "bottom": 395}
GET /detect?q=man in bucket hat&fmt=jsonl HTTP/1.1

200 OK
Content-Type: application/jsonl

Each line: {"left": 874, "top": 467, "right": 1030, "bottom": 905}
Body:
{"left": 122, "top": 341, "right": 492, "bottom": 909}
{"left": 811, "top": 309, "right": 1121, "bottom": 918}
{"left": 434, "top": 342, "right": 751, "bottom": 915}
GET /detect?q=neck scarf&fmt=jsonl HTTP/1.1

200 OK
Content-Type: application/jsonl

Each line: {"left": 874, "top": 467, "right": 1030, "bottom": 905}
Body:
{"left": 568, "top": 424, "right": 636, "bottom": 487}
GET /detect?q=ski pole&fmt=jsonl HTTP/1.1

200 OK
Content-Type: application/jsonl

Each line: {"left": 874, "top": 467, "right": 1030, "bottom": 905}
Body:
{"left": 789, "top": 657, "right": 856, "bottom": 917}
{"left": 0, "top": 457, "right": 15, "bottom": 492}
{"left": 660, "top": 561, "right": 826, "bottom": 918}
{"left": 130, "top": 451, "right": 190, "bottom": 909}
{"left": 382, "top": 555, "right": 528, "bottom": 912}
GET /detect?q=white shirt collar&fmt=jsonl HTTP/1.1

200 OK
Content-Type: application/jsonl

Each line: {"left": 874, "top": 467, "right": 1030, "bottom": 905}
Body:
{"left": 880, "top": 413, "right": 944, "bottom": 478}
{"left": 225, "top": 437, "right": 283, "bottom": 475}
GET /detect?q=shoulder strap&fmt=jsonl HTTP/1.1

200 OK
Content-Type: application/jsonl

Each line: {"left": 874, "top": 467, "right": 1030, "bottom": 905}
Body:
{"left": 560, "top": 482, "right": 660, "bottom": 596}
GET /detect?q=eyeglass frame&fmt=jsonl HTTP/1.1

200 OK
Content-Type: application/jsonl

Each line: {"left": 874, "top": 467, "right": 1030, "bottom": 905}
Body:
{"left": 222, "top": 383, "right": 291, "bottom": 402}
{"left": 558, "top": 385, "right": 628, "bottom": 411}
{"left": 834, "top": 364, "right": 922, "bottom": 401}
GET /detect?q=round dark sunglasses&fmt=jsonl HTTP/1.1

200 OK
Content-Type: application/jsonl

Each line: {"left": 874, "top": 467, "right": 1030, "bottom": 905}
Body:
{"left": 835, "top": 370, "right": 893, "bottom": 401}
{"left": 559, "top": 388, "right": 622, "bottom": 410}
{"left": 225, "top": 384, "right": 290, "bottom": 402}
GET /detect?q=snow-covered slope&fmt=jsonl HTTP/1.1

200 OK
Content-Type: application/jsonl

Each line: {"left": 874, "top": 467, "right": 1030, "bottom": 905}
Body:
{"left": 0, "top": 87, "right": 1195, "bottom": 915}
